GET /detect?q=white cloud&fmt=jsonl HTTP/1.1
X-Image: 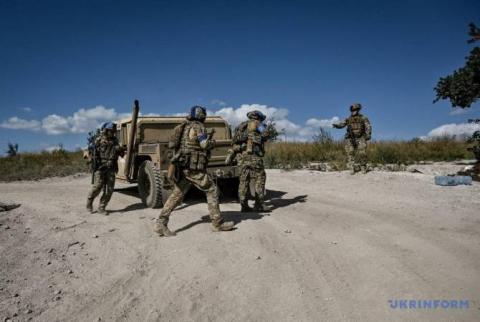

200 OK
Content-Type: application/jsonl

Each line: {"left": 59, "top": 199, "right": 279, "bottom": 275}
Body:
{"left": 0, "top": 117, "right": 41, "bottom": 131}
{"left": 1, "top": 105, "right": 130, "bottom": 135}
{"left": 306, "top": 116, "right": 340, "bottom": 128}
{"left": 42, "top": 114, "right": 71, "bottom": 135}
{"left": 1, "top": 103, "right": 342, "bottom": 141}
{"left": 213, "top": 104, "right": 290, "bottom": 127}
{"left": 44, "top": 145, "right": 63, "bottom": 152}
{"left": 21, "top": 107, "right": 32, "bottom": 112}
{"left": 211, "top": 103, "right": 339, "bottom": 141}
{"left": 423, "top": 122, "right": 480, "bottom": 140}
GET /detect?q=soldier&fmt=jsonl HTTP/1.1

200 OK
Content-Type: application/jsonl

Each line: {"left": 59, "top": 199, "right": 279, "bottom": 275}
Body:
{"left": 86, "top": 122, "right": 125, "bottom": 214}
{"left": 333, "top": 103, "right": 372, "bottom": 174}
{"left": 237, "top": 110, "right": 273, "bottom": 212}
{"left": 154, "top": 106, "right": 235, "bottom": 237}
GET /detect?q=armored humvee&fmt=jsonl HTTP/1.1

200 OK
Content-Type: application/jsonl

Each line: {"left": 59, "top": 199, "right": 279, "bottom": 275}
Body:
{"left": 116, "top": 102, "right": 239, "bottom": 208}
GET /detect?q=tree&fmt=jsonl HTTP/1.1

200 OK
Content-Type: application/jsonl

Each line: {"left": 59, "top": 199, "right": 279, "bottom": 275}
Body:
{"left": 6, "top": 143, "right": 19, "bottom": 157}
{"left": 434, "top": 23, "right": 480, "bottom": 108}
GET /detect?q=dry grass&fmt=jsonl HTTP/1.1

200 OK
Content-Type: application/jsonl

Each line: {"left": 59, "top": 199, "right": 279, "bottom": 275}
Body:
{"left": 0, "top": 150, "right": 87, "bottom": 182}
{"left": 264, "top": 138, "right": 473, "bottom": 169}
{"left": 0, "top": 138, "right": 474, "bottom": 181}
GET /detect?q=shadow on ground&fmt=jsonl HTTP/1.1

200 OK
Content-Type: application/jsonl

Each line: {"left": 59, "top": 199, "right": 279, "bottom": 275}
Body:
{"left": 265, "top": 189, "right": 308, "bottom": 210}
{"left": 113, "top": 185, "right": 308, "bottom": 226}
{"left": 109, "top": 202, "right": 147, "bottom": 214}
{"left": 173, "top": 189, "right": 308, "bottom": 234}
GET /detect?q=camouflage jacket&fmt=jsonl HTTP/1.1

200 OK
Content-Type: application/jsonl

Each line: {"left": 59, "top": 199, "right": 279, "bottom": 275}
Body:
{"left": 334, "top": 114, "right": 372, "bottom": 140}
{"left": 93, "top": 134, "right": 123, "bottom": 171}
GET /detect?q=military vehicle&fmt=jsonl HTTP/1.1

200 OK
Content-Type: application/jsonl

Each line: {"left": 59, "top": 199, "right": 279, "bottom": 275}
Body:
{"left": 116, "top": 101, "right": 239, "bottom": 208}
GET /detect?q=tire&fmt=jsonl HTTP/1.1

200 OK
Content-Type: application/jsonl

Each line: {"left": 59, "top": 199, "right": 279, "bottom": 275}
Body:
{"left": 218, "top": 177, "right": 240, "bottom": 199}
{"left": 138, "top": 160, "right": 164, "bottom": 208}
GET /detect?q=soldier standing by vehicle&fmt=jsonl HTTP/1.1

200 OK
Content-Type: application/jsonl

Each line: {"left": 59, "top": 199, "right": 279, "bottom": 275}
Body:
{"left": 86, "top": 122, "right": 125, "bottom": 215}
{"left": 154, "top": 106, "right": 235, "bottom": 237}
{"left": 333, "top": 103, "right": 372, "bottom": 174}
{"left": 236, "top": 110, "right": 274, "bottom": 212}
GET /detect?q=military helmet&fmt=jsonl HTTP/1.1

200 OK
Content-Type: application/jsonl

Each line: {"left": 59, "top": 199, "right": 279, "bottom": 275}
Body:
{"left": 350, "top": 103, "right": 362, "bottom": 112}
{"left": 188, "top": 105, "right": 207, "bottom": 122}
{"left": 247, "top": 110, "right": 266, "bottom": 121}
{"left": 102, "top": 122, "right": 116, "bottom": 131}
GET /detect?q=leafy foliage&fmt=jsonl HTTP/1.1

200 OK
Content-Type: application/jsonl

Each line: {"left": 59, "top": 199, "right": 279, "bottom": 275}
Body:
{"left": 434, "top": 23, "right": 480, "bottom": 108}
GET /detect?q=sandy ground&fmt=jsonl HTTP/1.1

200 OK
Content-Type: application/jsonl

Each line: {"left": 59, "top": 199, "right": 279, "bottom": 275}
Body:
{"left": 1, "top": 168, "right": 479, "bottom": 322}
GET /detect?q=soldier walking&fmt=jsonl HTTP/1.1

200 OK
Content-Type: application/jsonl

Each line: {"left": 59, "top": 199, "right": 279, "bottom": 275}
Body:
{"left": 333, "top": 103, "right": 372, "bottom": 174}
{"left": 237, "top": 110, "right": 274, "bottom": 212}
{"left": 86, "top": 122, "right": 124, "bottom": 214}
{"left": 154, "top": 106, "right": 235, "bottom": 237}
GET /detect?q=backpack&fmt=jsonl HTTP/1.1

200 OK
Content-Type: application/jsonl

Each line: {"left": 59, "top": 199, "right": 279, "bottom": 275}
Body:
{"left": 233, "top": 121, "right": 249, "bottom": 144}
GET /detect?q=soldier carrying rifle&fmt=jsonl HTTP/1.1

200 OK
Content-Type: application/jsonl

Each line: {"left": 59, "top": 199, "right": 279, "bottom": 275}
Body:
{"left": 154, "top": 106, "right": 235, "bottom": 237}
{"left": 86, "top": 122, "right": 125, "bottom": 215}
{"left": 333, "top": 103, "right": 372, "bottom": 174}
{"left": 226, "top": 110, "right": 277, "bottom": 212}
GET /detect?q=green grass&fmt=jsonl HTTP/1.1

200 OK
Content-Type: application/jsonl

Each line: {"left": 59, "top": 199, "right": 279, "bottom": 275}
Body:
{"left": 0, "top": 150, "right": 88, "bottom": 182}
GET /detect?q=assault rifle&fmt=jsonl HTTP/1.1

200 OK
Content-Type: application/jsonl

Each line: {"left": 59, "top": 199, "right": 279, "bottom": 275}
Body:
{"left": 87, "top": 129, "right": 100, "bottom": 184}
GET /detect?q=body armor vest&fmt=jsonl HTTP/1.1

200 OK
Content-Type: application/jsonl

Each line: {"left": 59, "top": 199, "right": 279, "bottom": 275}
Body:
{"left": 347, "top": 115, "right": 366, "bottom": 138}
{"left": 179, "top": 121, "right": 208, "bottom": 171}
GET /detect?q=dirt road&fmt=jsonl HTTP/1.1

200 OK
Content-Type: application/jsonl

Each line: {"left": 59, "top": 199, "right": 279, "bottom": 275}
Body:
{"left": 1, "top": 169, "right": 479, "bottom": 321}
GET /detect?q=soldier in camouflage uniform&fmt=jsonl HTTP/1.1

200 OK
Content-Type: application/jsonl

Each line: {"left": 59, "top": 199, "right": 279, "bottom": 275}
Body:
{"left": 238, "top": 110, "right": 272, "bottom": 212}
{"left": 154, "top": 106, "right": 235, "bottom": 237}
{"left": 333, "top": 103, "right": 372, "bottom": 174}
{"left": 86, "top": 122, "right": 125, "bottom": 215}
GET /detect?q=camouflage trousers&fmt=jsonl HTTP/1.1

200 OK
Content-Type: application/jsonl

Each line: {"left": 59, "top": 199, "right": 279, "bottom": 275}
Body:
{"left": 87, "top": 168, "right": 116, "bottom": 209}
{"left": 345, "top": 137, "right": 368, "bottom": 172}
{"left": 238, "top": 156, "right": 266, "bottom": 204}
{"left": 158, "top": 169, "right": 223, "bottom": 226}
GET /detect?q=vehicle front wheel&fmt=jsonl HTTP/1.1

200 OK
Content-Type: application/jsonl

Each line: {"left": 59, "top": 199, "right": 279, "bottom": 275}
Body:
{"left": 137, "top": 160, "right": 164, "bottom": 208}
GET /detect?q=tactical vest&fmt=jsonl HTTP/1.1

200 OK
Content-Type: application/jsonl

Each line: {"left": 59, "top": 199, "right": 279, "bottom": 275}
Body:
{"left": 96, "top": 136, "right": 119, "bottom": 170}
{"left": 347, "top": 115, "right": 366, "bottom": 138}
{"left": 179, "top": 121, "right": 208, "bottom": 171}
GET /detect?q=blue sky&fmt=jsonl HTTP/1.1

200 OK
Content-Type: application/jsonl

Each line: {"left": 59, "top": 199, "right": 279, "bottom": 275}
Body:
{"left": 1, "top": 0, "right": 479, "bottom": 152}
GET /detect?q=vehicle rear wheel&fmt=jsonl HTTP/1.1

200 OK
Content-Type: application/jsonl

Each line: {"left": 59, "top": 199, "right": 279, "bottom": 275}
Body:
{"left": 218, "top": 177, "right": 240, "bottom": 199}
{"left": 138, "top": 160, "right": 164, "bottom": 208}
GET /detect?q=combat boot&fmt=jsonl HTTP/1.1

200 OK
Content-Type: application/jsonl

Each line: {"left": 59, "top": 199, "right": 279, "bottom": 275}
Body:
{"left": 212, "top": 221, "right": 235, "bottom": 232}
{"left": 154, "top": 219, "right": 176, "bottom": 237}
{"left": 86, "top": 199, "right": 93, "bottom": 213}
{"left": 254, "top": 202, "right": 270, "bottom": 212}
{"left": 360, "top": 165, "right": 368, "bottom": 174}
{"left": 240, "top": 201, "right": 253, "bottom": 212}
{"left": 97, "top": 207, "right": 108, "bottom": 215}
